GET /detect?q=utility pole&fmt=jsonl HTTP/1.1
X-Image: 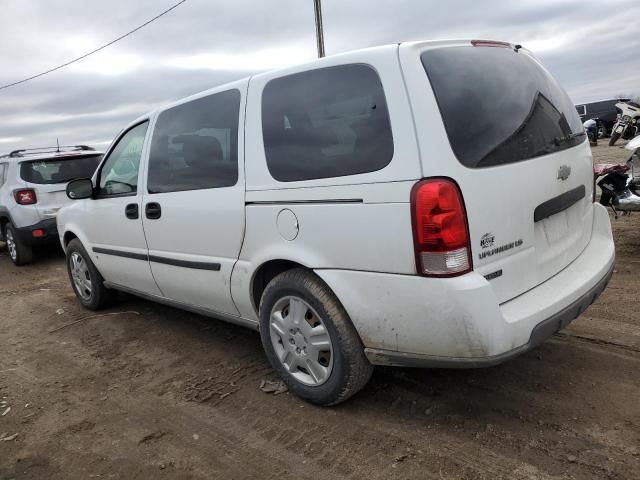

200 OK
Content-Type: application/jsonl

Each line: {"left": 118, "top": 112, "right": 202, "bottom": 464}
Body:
{"left": 313, "top": 0, "right": 325, "bottom": 58}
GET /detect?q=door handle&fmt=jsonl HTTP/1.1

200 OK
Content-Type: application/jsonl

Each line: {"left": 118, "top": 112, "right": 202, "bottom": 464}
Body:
{"left": 145, "top": 202, "right": 162, "bottom": 220}
{"left": 125, "top": 203, "right": 139, "bottom": 220}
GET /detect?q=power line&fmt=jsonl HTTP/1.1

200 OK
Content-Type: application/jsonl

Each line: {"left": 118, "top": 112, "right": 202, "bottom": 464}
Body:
{"left": 0, "top": 0, "right": 188, "bottom": 92}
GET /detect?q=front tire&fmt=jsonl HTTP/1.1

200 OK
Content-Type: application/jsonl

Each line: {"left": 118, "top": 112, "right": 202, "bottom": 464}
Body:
{"left": 4, "top": 222, "right": 33, "bottom": 266}
{"left": 259, "top": 268, "right": 373, "bottom": 406}
{"left": 609, "top": 130, "right": 621, "bottom": 146}
{"left": 65, "top": 239, "right": 115, "bottom": 310}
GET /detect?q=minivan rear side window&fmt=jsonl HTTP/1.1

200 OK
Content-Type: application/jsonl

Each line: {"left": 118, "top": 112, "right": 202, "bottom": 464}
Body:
{"left": 421, "top": 46, "right": 585, "bottom": 168}
{"left": 262, "top": 64, "right": 393, "bottom": 182}
{"left": 148, "top": 89, "right": 240, "bottom": 194}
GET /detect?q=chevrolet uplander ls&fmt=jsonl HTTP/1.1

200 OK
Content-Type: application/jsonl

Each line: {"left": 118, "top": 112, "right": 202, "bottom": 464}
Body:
{"left": 58, "top": 40, "right": 615, "bottom": 405}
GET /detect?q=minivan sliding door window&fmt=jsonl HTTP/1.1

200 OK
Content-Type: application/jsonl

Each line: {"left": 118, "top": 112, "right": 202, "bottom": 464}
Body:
{"left": 147, "top": 89, "right": 241, "bottom": 194}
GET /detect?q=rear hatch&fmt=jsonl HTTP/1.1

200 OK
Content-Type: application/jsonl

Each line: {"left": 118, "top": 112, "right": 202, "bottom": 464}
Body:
{"left": 20, "top": 154, "right": 102, "bottom": 219}
{"left": 413, "top": 42, "right": 593, "bottom": 304}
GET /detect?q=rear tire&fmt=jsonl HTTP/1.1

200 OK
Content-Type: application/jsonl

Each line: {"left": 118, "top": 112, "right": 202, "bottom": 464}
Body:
{"left": 4, "top": 222, "right": 33, "bottom": 266}
{"left": 609, "top": 131, "right": 621, "bottom": 146}
{"left": 259, "top": 268, "right": 373, "bottom": 406}
{"left": 65, "top": 239, "right": 116, "bottom": 310}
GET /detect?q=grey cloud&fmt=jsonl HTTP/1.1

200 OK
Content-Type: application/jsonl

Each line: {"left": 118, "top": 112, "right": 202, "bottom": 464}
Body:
{"left": 1, "top": 0, "right": 639, "bottom": 153}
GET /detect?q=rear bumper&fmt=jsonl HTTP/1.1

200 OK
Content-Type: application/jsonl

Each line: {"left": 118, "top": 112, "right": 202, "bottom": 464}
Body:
{"left": 316, "top": 203, "right": 615, "bottom": 368}
{"left": 364, "top": 262, "right": 613, "bottom": 368}
{"left": 15, "top": 218, "right": 59, "bottom": 246}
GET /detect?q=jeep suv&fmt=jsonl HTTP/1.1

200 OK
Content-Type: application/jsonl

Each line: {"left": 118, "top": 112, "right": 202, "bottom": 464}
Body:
{"left": 58, "top": 40, "right": 615, "bottom": 405}
{"left": 0, "top": 146, "right": 102, "bottom": 265}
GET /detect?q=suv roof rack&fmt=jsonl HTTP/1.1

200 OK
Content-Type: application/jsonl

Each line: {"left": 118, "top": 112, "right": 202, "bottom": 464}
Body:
{"left": 4, "top": 145, "right": 96, "bottom": 158}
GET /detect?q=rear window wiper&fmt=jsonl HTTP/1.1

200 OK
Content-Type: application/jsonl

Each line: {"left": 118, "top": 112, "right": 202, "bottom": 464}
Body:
{"left": 554, "top": 131, "right": 585, "bottom": 146}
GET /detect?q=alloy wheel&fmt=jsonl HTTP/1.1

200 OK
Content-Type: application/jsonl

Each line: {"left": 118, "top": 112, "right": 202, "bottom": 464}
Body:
{"left": 5, "top": 229, "right": 17, "bottom": 262}
{"left": 70, "top": 252, "right": 92, "bottom": 301}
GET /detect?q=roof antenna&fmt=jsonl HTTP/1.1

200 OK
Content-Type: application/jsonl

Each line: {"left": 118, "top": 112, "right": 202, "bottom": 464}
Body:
{"left": 56, "top": 138, "right": 60, "bottom": 152}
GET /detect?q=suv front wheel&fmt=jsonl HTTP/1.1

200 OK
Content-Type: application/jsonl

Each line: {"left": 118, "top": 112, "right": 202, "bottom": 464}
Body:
{"left": 4, "top": 222, "right": 33, "bottom": 266}
{"left": 65, "top": 239, "right": 115, "bottom": 310}
{"left": 259, "top": 268, "right": 373, "bottom": 406}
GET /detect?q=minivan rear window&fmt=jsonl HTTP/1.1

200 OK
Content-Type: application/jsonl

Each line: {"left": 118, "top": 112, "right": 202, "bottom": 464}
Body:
{"left": 20, "top": 154, "right": 102, "bottom": 184}
{"left": 262, "top": 64, "right": 393, "bottom": 182}
{"left": 421, "top": 46, "right": 585, "bottom": 168}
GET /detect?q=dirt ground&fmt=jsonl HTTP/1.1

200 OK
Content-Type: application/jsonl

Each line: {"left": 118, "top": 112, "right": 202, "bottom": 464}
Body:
{"left": 1, "top": 143, "right": 639, "bottom": 480}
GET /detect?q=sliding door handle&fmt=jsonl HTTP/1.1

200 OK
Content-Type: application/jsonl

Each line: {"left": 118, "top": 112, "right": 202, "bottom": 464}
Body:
{"left": 145, "top": 202, "right": 162, "bottom": 220}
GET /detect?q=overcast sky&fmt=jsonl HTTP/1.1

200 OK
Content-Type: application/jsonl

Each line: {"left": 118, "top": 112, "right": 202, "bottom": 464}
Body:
{"left": 1, "top": 0, "right": 639, "bottom": 153}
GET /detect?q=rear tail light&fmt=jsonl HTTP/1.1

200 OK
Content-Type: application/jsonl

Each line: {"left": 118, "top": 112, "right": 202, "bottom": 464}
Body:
{"left": 32, "top": 229, "right": 45, "bottom": 238}
{"left": 14, "top": 189, "right": 37, "bottom": 205}
{"left": 411, "top": 178, "right": 472, "bottom": 277}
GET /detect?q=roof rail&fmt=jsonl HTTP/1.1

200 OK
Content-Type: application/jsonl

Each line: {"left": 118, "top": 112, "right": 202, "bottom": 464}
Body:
{"left": 5, "top": 145, "right": 96, "bottom": 158}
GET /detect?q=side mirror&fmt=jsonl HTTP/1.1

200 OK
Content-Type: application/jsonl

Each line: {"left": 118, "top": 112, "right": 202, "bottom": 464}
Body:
{"left": 66, "top": 178, "right": 94, "bottom": 200}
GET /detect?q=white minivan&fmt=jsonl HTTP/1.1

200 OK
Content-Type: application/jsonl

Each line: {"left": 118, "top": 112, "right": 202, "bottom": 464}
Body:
{"left": 58, "top": 40, "right": 615, "bottom": 405}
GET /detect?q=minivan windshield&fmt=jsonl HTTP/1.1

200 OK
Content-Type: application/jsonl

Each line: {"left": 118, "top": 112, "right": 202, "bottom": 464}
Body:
{"left": 421, "top": 46, "right": 585, "bottom": 168}
{"left": 20, "top": 154, "right": 102, "bottom": 185}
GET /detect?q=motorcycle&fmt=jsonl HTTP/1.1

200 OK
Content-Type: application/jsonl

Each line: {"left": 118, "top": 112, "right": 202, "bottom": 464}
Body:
{"left": 608, "top": 101, "right": 640, "bottom": 146}
{"left": 595, "top": 136, "right": 640, "bottom": 217}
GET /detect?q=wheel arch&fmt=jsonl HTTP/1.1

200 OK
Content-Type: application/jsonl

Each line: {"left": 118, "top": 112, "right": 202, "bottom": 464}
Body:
{"left": 0, "top": 214, "right": 10, "bottom": 238}
{"left": 62, "top": 230, "right": 79, "bottom": 250}
{"left": 250, "top": 259, "right": 309, "bottom": 315}
{"left": 59, "top": 227, "right": 93, "bottom": 258}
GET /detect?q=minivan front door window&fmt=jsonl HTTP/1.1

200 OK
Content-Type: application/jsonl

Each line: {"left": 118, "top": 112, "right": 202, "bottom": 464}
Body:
{"left": 98, "top": 122, "right": 149, "bottom": 196}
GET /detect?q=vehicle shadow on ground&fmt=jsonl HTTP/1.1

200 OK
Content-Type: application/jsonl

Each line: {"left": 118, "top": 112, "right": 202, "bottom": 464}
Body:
{"left": 104, "top": 287, "right": 614, "bottom": 433}
{"left": 0, "top": 241, "right": 65, "bottom": 266}
{"left": 35, "top": 244, "right": 66, "bottom": 262}
{"left": 18, "top": 241, "right": 625, "bottom": 440}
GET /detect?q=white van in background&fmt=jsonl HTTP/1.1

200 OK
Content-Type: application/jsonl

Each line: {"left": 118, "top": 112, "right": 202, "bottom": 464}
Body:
{"left": 57, "top": 40, "right": 615, "bottom": 405}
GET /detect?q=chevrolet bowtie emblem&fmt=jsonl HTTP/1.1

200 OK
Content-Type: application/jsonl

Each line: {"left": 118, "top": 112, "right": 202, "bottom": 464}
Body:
{"left": 557, "top": 165, "right": 571, "bottom": 181}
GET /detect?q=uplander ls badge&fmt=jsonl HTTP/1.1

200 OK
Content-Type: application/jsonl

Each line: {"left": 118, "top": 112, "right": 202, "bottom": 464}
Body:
{"left": 557, "top": 165, "right": 571, "bottom": 181}
{"left": 480, "top": 233, "right": 495, "bottom": 249}
{"left": 479, "top": 238, "right": 523, "bottom": 260}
